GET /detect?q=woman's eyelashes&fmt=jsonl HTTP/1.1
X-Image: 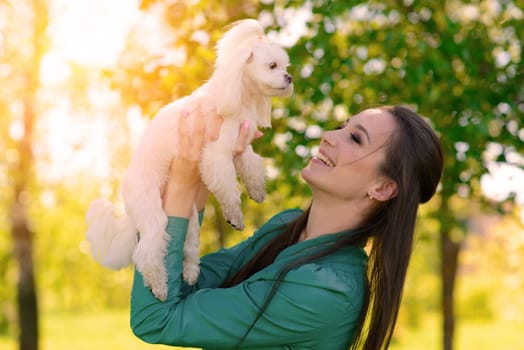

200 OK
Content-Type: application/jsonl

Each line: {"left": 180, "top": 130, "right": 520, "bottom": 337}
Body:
{"left": 350, "top": 132, "right": 362, "bottom": 144}
{"left": 333, "top": 123, "right": 361, "bottom": 145}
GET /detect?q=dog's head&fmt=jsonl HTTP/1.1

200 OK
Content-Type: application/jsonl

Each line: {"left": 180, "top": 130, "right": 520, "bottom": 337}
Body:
{"left": 210, "top": 19, "right": 293, "bottom": 125}
{"left": 243, "top": 43, "right": 293, "bottom": 98}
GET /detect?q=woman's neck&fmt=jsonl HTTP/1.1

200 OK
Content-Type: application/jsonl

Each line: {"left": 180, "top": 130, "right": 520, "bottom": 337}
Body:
{"left": 301, "top": 197, "right": 369, "bottom": 241}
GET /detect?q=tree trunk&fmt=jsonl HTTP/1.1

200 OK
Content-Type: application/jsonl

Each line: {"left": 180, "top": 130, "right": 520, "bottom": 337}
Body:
{"left": 9, "top": 93, "right": 39, "bottom": 350}
{"left": 10, "top": 199, "right": 39, "bottom": 350}
{"left": 7, "top": 1, "right": 47, "bottom": 347}
{"left": 439, "top": 198, "right": 461, "bottom": 350}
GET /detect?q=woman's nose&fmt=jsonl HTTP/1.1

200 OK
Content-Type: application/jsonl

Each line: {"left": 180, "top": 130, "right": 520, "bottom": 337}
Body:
{"left": 321, "top": 130, "right": 336, "bottom": 146}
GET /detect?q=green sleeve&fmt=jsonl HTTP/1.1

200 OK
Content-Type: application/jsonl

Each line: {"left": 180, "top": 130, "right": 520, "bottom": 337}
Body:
{"left": 130, "top": 216, "right": 355, "bottom": 349}
{"left": 176, "top": 211, "right": 258, "bottom": 290}
{"left": 188, "top": 209, "right": 297, "bottom": 289}
{"left": 193, "top": 231, "right": 272, "bottom": 289}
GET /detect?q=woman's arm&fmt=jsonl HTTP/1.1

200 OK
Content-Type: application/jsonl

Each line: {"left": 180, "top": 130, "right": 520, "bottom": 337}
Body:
{"left": 161, "top": 111, "right": 218, "bottom": 217}
{"left": 131, "top": 215, "right": 360, "bottom": 349}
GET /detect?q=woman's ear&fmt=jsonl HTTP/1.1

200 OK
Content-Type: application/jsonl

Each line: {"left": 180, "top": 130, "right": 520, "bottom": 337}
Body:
{"left": 369, "top": 179, "right": 398, "bottom": 202}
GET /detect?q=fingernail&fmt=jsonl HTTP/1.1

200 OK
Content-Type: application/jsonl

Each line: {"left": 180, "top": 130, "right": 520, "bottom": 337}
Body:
{"left": 242, "top": 120, "right": 249, "bottom": 129}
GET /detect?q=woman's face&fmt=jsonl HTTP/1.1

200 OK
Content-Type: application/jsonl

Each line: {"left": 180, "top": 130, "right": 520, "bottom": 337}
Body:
{"left": 301, "top": 108, "right": 398, "bottom": 202}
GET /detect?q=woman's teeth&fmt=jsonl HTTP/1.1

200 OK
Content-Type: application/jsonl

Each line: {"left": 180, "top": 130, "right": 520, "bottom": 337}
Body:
{"left": 316, "top": 152, "right": 335, "bottom": 167}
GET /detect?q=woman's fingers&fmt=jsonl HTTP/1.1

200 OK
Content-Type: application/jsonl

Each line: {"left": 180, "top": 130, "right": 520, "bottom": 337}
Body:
{"left": 254, "top": 130, "right": 264, "bottom": 140}
{"left": 233, "top": 121, "right": 264, "bottom": 156}
{"left": 206, "top": 113, "right": 224, "bottom": 143}
{"left": 190, "top": 110, "right": 206, "bottom": 159}
{"left": 180, "top": 112, "right": 261, "bottom": 158}
{"left": 233, "top": 121, "right": 250, "bottom": 155}
{"left": 178, "top": 110, "right": 192, "bottom": 158}
{"left": 178, "top": 109, "right": 205, "bottom": 162}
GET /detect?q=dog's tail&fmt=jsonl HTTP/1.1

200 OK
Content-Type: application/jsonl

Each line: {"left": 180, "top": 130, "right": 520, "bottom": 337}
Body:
{"left": 85, "top": 198, "right": 137, "bottom": 269}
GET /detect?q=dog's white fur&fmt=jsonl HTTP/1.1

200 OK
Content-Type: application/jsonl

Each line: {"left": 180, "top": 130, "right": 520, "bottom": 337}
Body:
{"left": 85, "top": 19, "right": 293, "bottom": 300}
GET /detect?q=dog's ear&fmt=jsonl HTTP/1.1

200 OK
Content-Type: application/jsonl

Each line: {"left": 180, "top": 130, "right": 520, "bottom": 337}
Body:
{"left": 209, "top": 20, "right": 266, "bottom": 117}
{"left": 210, "top": 47, "right": 252, "bottom": 117}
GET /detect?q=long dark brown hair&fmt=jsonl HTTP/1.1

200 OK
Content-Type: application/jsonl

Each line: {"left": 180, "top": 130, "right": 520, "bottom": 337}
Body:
{"left": 222, "top": 105, "right": 443, "bottom": 349}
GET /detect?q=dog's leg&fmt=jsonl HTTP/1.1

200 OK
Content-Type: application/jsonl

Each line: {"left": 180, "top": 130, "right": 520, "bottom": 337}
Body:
{"left": 183, "top": 204, "right": 200, "bottom": 284}
{"left": 234, "top": 145, "right": 266, "bottom": 203}
{"left": 123, "top": 183, "right": 170, "bottom": 301}
{"left": 200, "top": 144, "right": 244, "bottom": 230}
{"left": 131, "top": 204, "right": 169, "bottom": 300}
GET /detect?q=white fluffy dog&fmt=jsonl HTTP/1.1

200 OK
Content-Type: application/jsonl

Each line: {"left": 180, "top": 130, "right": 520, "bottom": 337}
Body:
{"left": 85, "top": 19, "right": 293, "bottom": 300}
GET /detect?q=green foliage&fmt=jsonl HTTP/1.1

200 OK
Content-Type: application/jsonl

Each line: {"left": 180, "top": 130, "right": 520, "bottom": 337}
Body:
{"left": 257, "top": 0, "right": 524, "bottom": 203}
{"left": 108, "top": 0, "right": 263, "bottom": 117}
{"left": 458, "top": 288, "right": 494, "bottom": 320}
{"left": 109, "top": 0, "right": 524, "bottom": 209}
{"left": 32, "top": 178, "right": 135, "bottom": 312}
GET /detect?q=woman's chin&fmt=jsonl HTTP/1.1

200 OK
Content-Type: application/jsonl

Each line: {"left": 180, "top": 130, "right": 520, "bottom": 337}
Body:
{"left": 300, "top": 165, "right": 314, "bottom": 185}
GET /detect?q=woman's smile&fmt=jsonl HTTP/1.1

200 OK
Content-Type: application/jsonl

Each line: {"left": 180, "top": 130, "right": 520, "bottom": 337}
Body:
{"left": 313, "top": 150, "right": 336, "bottom": 167}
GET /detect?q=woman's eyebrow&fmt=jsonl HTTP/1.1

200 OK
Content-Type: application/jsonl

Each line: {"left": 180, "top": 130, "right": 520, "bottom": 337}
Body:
{"left": 356, "top": 123, "right": 371, "bottom": 143}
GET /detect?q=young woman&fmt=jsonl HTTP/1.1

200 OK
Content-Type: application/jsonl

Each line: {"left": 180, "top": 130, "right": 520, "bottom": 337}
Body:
{"left": 130, "top": 105, "right": 443, "bottom": 350}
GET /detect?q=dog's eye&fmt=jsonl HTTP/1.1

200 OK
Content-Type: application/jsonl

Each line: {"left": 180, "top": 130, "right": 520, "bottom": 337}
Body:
{"left": 269, "top": 62, "right": 277, "bottom": 70}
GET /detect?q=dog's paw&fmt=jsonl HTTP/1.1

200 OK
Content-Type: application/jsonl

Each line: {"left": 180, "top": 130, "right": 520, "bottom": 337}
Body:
{"left": 226, "top": 219, "right": 245, "bottom": 231}
{"left": 141, "top": 271, "right": 168, "bottom": 301}
{"left": 151, "top": 282, "right": 168, "bottom": 302}
{"left": 134, "top": 248, "right": 169, "bottom": 301}
{"left": 242, "top": 175, "right": 266, "bottom": 204}
{"left": 182, "top": 262, "right": 200, "bottom": 285}
{"left": 248, "top": 187, "right": 266, "bottom": 203}
{"left": 143, "top": 267, "right": 168, "bottom": 301}
{"left": 224, "top": 211, "right": 245, "bottom": 230}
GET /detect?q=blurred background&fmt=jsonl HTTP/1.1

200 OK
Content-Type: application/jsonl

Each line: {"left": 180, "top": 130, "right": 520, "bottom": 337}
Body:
{"left": 1, "top": 0, "right": 523, "bottom": 349}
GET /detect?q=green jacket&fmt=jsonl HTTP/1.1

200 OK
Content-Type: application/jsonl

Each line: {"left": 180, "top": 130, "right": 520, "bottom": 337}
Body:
{"left": 131, "top": 209, "right": 368, "bottom": 350}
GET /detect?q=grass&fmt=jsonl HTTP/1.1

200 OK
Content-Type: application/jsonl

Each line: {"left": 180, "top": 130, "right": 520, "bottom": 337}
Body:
{"left": 390, "top": 313, "right": 524, "bottom": 350}
{"left": 0, "top": 309, "right": 193, "bottom": 350}
{"left": 1, "top": 309, "right": 523, "bottom": 350}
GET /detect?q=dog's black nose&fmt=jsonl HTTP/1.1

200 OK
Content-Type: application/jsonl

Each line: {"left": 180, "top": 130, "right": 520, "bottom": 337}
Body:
{"left": 285, "top": 73, "right": 292, "bottom": 84}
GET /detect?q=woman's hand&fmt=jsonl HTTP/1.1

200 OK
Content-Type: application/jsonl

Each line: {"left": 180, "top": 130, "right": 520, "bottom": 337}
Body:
{"left": 162, "top": 110, "right": 261, "bottom": 217}
{"left": 162, "top": 110, "right": 218, "bottom": 217}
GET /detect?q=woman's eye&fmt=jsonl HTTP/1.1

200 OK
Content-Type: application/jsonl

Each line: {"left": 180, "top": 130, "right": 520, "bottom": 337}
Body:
{"left": 350, "top": 133, "right": 361, "bottom": 144}
{"left": 269, "top": 62, "right": 277, "bottom": 69}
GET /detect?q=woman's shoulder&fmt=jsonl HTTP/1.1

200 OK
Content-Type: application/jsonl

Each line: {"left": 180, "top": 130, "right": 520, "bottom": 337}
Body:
{"left": 284, "top": 249, "right": 367, "bottom": 296}
{"left": 237, "top": 208, "right": 303, "bottom": 251}
{"left": 253, "top": 208, "right": 303, "bottom": 235}
{"left": 266, "top": 208, "right": 303, "bottom": 225}
{"left": 280, "top": 255, "right": 367, "bottom": 314}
